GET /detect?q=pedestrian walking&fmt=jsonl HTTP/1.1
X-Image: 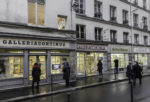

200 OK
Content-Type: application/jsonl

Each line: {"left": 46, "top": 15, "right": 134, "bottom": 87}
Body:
{"left": 114, "top": 59, "right": 119, "bottom": 74}
{"left": 132, "top": 62, "right": 143, "bottom": 86}
{"left": 126, "top": 62, "right": 132, "bottom": 83}
{"left": 32, "top": 63, "right": 41, "bottom": 89}
{"left": 97, "top": 60, "right": 103, "bottom": 77}
{"left": 63, "top": 62, "right": 70, "bottom": 87}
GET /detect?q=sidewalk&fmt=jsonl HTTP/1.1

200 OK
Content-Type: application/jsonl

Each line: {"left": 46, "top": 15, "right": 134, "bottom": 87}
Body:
{"left": 2, "top": 69, "right": 150, "bottom": 102}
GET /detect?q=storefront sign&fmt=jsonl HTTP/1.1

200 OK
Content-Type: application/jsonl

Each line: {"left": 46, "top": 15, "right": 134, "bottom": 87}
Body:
{"left": 134, "top": 47, "right": 150, "bottom": 53}
{"left": 76, "top": 44, "right": 107, "bottom": 51}
{"left": 109, "top": 45, "right": 131, "bottom": 53}
{"left": 0, "top": 38, "right": 70, "bottom": 49}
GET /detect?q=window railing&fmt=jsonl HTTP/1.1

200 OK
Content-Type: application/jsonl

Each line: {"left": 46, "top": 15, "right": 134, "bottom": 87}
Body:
{"left": 123, "top": 20, "right": 128, "bottom": 25}
{"left": 144, "top": 41, "right": 148, "bottom": 45}
{"left": 143, "top": 25, "right": 148, "bottom": 30}
{"left": 133, "top": 23, "right": 138, "bottom": 28}
{"left": 134, "top": 40, "right": 139, "bottom": 44}
{"left": 94, "top": 12, "right": 102, "bottom": 19}
{"left": 110, "top": 17, "right": 117, "bottom": 22}
{"left": 123, "top": 39, "right": 129, "bottom": 44}
{"left": 111, "top": 38, "right": 117, "bottom": 43}
{"left": 76, "top": 9, "right": 85, "bottom": 15}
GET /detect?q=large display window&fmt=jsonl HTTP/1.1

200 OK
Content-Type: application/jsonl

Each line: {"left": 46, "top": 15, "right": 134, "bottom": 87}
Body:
{"left": 0, "top": 56, "right": 24, "bottom": 79}
{"left": 134, "top": 54, "right": 148, "bottom": 66}
{"left": 111, "top": 54, "right": 129, "bottom": 69}
{"left": 77, "top": 52, "right": 104, "bottom": 76}
{"left": 51, "top": 56, "right": 69, "bottom": 74}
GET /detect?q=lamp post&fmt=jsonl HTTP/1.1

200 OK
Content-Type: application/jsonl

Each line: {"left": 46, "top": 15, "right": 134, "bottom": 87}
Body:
{"left": 129, "top": 1, "right": 138, "bottom": 102}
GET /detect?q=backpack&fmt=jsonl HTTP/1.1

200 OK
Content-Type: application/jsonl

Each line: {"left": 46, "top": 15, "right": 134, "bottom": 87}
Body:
{"left": 34, "top": 69, "right": 40, "bottom": 76}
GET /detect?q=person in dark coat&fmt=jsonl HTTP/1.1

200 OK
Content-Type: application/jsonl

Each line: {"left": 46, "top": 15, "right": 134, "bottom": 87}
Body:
{"left": 63, "top": 62, "right": 70, "bottom": 87}
{"left": 132, "top": 62, "right": 143, "bottom": 85}
{"left": 97, "top": 60, "right": 103, "bottom": 77}
{"left": 32, "top": 63, "right": 41, "bottom": 88}
{"left": 126, "top": 62, "right": 132, "bottom": 83}
{"left": 114, "top": 59, "right": 119, "bottom": 74}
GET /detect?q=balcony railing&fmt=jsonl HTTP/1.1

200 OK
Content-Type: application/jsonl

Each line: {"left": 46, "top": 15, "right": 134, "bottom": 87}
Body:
{"left": 134, "top": 40, "right": 139, "bottom": 45}
{"left": 123, "top": 20, "right": 128, "bottom": 25}
{"left": 110, "top": 17, "right": 117, "bottom": 22}
{"left": 143, "top": 25, "right": 148, "bottom": 30}
{"left": 94, "top": 12, "right": 102, "bottom": 19}
{"left": 133, "top": 23, "right": 138, "bottom": 28}
{"left": 111, "top": 38, "right": 117, "bottom": 43}
{"left": 76, "top": 9, "right": 85, "bottom": 15}
{"left": 123, "top": 39, "right": 129, "bottom": 44}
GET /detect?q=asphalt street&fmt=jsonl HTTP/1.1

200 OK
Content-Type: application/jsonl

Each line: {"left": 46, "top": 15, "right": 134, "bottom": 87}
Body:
{"left": 21, "top": 76, "right": 150, "bottom": 102}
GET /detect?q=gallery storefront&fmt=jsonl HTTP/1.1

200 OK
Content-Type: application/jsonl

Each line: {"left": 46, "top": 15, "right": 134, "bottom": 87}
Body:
{"left": 133, "top": 47, "right": 149, "bottom": 67}
{"left": 76, "top": 44, "right": 108, "bottom": 77}
{"left": 108, "top": 44, "right": 131, "bottom": 69}
{"left": 0, "top": 37, "right": 76, "bottom": 87}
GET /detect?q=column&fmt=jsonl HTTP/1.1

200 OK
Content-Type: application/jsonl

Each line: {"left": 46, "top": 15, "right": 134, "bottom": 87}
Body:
{"left": 46, "top": 50, "right": 51, "bottom": 83}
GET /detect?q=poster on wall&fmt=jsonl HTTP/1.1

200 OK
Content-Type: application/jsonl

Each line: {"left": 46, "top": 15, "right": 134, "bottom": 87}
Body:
{"left": 52, "top": 64, "right": 61, "bottom": 70}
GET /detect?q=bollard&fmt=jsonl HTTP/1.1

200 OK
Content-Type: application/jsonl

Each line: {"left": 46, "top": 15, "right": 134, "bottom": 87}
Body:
{"left": 130, "top": 81, "right": 133, "bottom": 102}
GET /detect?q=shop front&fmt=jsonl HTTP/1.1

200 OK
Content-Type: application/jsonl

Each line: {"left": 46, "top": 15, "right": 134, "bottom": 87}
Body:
{"left": 0, "top": 37, "right": 76, "bottom": 88}
{"left": 133, "top": 47, "right": 149, "bottom": 67}
{"left": 76, "top": 44, "right": 108, "bottom": 77}
{"left": 109, "top": 45, "right": 131, "bottom": 70}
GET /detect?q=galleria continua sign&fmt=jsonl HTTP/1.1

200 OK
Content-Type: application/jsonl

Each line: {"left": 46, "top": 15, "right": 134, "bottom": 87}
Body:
{"left": 0, "top": 38, "right": 70, "bottom": 49}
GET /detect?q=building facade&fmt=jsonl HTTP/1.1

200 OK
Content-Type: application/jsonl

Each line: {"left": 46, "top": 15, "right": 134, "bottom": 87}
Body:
{"left": 0, "top": 0, "right": 150, "bottom": 88}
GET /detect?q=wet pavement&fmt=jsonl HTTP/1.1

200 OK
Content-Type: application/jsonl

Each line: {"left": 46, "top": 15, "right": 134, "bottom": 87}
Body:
{"left": 22, "top": 77, "right": 150, "bottom": 102}
{"left": 1, "top": 69, "right": 150, "bottom": 101}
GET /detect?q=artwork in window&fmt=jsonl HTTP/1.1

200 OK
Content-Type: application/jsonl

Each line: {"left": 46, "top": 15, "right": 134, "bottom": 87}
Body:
{"left": 58, "top": 16, "right": 67, "bottom": 30}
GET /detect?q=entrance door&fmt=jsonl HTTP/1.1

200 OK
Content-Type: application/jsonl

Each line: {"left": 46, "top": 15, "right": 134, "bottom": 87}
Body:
{"left": 29, "top": 56, "right": 46, "bottom": 83}
{"left": 85, "top": 53, "right": 96, "bottom": 76}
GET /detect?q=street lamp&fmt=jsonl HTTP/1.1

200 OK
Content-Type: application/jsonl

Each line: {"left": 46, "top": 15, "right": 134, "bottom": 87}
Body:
{"left": 70, "top": 0, "right": 79, "bottom": 30}
{"left": 130, "top": 0, "right": 139, "bottom": 102}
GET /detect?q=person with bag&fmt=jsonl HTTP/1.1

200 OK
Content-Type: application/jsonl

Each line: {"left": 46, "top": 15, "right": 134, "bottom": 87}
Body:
{"left": 32, "top": 63, "right": 41, "bottom": 89}
{"left": 97, "top": 60, "right": 103, "bottom": 77}
{"left": 63, "top": 62, "right": 70, "bottom": 87}
{"left": 132, "top": 62, "right": 143, "bottom": 85}
{"left": 126, "top": 62, "right": 132, "bottom": 83}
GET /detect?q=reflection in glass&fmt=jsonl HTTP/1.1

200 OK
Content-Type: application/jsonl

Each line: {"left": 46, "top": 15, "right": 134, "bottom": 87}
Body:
{"left": 51, "top": 56, "right": 69, "bottom": 74}
{"left": 0, "top": 56, "right": 23, "bottom": 79}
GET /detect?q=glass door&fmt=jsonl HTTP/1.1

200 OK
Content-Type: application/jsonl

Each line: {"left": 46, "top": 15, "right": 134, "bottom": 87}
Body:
{"left": 29, "top": 56, "right": 46, "bottom": 82}
{"left": 77, "top": 52, "right": 85, "bottom": 76}
{"left": 85, "top": 53, "right": 96, "bottom": 76}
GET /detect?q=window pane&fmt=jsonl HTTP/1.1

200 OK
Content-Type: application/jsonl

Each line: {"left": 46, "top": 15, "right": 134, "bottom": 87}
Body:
{"left": 28, "top": 2, "right": 36, "bottom": 24}
{"left": 58, "top": 16, "right": 67, "bottom": 30}
{"left": 37, "top": 4, "right": 45, "bottom": 25}
{"left": 0, "top": 56, "right": 24, "bottom": 79}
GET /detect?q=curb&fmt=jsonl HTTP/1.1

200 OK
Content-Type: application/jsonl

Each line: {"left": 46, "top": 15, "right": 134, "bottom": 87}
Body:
{"left": 3, "top": 74, "right": 150, "bottom": 102}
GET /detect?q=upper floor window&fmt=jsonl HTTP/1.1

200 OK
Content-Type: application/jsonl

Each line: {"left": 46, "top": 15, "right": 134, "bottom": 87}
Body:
{"left": 28, "top": 0, "right": 45, "bottom": 26}
{"left": 133, "top": 13, "right": 138, "bottom": 27}
{"left": 95, "top": 28, "right": 102, "bottom": 41}
{"left": 94, "top": 0, "right": 102, "bottom": 19}
{"left": 75, "top": 0, "right": 85, "bottom": 14}
{"left": 122, "top": 10, "right": 128, "bottom": 25}
{"left": 142, "top": 17, "right": 148, "bottom": 30}
{"left": 134, "top": 0, "right": 138, "bottom": 5}
{"left": 144, "top": 36, "right": 148, "bottom": 45}
{"left": 110, "top": 6, "right": 117, "bottom": 22}
{"left": 76, "top": 25, "right": 85, "bottom": 39}
{"left": 134, "top": 34, "right": 139, "bottom": 44}
{"left": 143, "top": 0, "right": 147, "bottom": 9}
{"left": 110, "top": 30, "right": 117, "bottom": 42}
{"left": 123, "top": 32, "right": 129, "bottom": 44}
{"left": 58, "top": 16, "right": 67, "bottom": 30}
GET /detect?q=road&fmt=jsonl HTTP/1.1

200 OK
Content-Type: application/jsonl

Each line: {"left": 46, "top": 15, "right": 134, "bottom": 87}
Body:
{"left": 22, "top": 77, "right": 150, "bottom": 102}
